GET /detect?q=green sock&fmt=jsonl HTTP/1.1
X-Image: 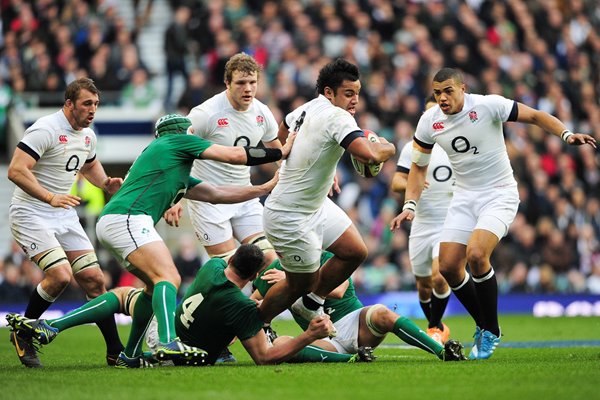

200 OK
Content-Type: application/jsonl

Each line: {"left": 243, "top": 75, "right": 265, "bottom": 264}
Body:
{"left": 124, "top": 291, "right": 153, "bottom": 357}
{"left": 47, "top": 292, "right": 120, "bottom": 332}
{"left": 152, "top": 281, "right": 178, "bottom": 343}
{"left": 393, "top": 316, "right": 444, "bottom": 359}
{"left": 290, "top": 345, "right": 356, "bottom": 363}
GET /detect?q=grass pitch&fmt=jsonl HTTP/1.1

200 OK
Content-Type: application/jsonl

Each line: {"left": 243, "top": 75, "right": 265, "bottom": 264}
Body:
{"left": 1, "top": 315, "right": 599, "bottom": 400}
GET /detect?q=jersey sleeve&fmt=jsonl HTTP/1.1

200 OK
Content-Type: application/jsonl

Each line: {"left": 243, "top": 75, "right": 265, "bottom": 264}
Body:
{"left": 187, "top": 176, "right": 202, "bottom": 188}
{"left": 260, "top": 106, "right": 279, "bottom": 143}
{"left": 19, "top": 126, "right": 54, "bottom": 160}
{"left": 330, "top": 110, "right": 361, "bottom": 147}
{"left": 187, "top": 107, "right": 212, "bottom": 138}
{"left": 396, "top": 141, "right": 413, "bottom": 173}
{"left": 181, "top": 135, "right": 213, "bottom": 158}
{"left": 485, "top": 94, "right": 517, "bottom": 122}
{"left": 414, "top": 112, "right": 435, "bottom": 147}
{"left": 85, "top": 131, "right": 98, "bottom": 162}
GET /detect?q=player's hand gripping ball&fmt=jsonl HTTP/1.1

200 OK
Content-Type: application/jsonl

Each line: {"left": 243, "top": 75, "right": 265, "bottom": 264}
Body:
{"left": 351, "top": 130, "right": 384, "bottom": 178}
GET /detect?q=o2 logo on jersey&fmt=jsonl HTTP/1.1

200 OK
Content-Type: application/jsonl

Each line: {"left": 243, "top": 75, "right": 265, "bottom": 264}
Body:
{"left": 217, "top": 118, "right": 229, "bottom": 127}
{"left": 432, "top": 165, "right": 453, "bottom": 182}
{"left": 468, "top": 111, "right": 478, "bottom": 123}
{"left": 84, "top": 136, "right": 91, "bottom": 147}
{"left": 452, "top": 136, "right": 479, "bottom": 154}
{"left": 432, "top": 121, "right": 445, "bottom": 131}
{"left": 256, "top": 115, "right": 265, "bottom": 127}
{"left": 59, "top": 135, "right": 68, "bottom": 144}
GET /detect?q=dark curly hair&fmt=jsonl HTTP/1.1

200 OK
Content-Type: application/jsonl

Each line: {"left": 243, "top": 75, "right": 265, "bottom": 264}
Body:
{"left": 316, "top": 58, "right": 360, "bottom": 95}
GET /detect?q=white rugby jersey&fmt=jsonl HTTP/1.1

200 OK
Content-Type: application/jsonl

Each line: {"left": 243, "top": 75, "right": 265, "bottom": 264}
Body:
{"left": 397, "top": 141, "right": 454, "bottom": 223}
{"left": 11, "top": 110, "right": 97, "bottom": 206}
{"left": 187, "top": 91, "right": 278, "bottom": 186}
{"left": 266, "top": 95, "right": 362, "bottom": 214}
{"left": 414, "top": 93, "right": 517, "bottom": 189}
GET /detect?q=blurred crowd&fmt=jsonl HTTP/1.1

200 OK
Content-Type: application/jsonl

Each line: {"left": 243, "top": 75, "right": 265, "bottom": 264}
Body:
{"left": 1, "top": 0, "right": 599, "bottom": 301}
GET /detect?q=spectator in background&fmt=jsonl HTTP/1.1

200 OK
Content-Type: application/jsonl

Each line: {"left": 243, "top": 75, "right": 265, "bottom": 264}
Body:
{"left": 177, "top": 68, "right": 208, "bottom": 116}
{"left": 173, "top": 234, "right": 202, "bottom": 297}
{"left": 0, "top": 260, "right": 30, "bottom": 303}
{"left": 164, "top": 5, "right": 191, "bottom": 111}
{"left": 121, "top": 67, "right": 161, "bottom": 114}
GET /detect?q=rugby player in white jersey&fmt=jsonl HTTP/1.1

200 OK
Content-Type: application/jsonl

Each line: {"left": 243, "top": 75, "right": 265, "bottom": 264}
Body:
{"left": 164, "top": 53, "right": 280, "bottom": 268}
{"left": 258, "top": 58, "right": 396, "bottom": 326}
{"left": 391, "top": 68, "right": 596, "bottom": 359}
{"left": 7, "top": 78, "right": 124, "bottom": 367}
{"left": 391, "top": 96, "right": 453, "bottom": 345}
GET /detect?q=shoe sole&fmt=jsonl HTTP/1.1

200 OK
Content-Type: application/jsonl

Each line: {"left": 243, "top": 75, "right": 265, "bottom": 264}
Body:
{"left": 155, "top": 349, "right": 208, "bottom": 366}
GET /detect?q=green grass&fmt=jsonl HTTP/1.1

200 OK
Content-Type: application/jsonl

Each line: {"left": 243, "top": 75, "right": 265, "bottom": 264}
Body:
{"left": 1, "top": 315, "right": 599, "bottom": 400}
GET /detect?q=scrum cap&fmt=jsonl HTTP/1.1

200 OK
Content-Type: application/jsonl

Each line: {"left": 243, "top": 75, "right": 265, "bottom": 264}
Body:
{"left": 154, "top": 114, "right": 192, "bottom": 138}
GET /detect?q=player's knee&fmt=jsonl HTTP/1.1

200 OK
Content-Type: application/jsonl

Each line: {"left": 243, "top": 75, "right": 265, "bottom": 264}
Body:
{"left": 416, "top": 276, "right": 433, "bottom": 291}
{"left": 466, "top": 247, "right": 488, "bottom": 269}
{"left": 432, "top": 273, "right": 449, "bottom": 292}
{"left": 163, "top": 270, "right": 181, "bottom": 288}
{"left": 75, "top": 270, "right": 107, "bottom": 298}
{"left": 44, "top": 264, "right": 73, "bottom": 289}
{"left": 365, "top": 304, "right": 392, "bottom": 336}
{"left": 352, "top": 242, "right": 368, "bottom": 263}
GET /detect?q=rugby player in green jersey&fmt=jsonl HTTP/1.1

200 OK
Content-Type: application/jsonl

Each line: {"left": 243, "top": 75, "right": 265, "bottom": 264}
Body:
{"left": 252, "top": 251, "right": 467, "bottom": 362}
{"left": 7, "top": 245, "right": 353, "bottom": 366}
{"left": 7, "top": 114, "right": 295, "bottom": 368}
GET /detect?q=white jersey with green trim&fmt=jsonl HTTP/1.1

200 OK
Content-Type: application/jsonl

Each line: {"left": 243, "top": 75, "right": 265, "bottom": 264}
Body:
{"left": 397, "top": 142, "right": 454, "bottom": 223}
{"left": 187, "top": 91, "right": 278, "bottom": 186}
{"left": 265, "top": 95, "right": 361, "bottom": 214}
{"left": 414, "top": 93, "right": 516, "bottom": 190}
{"left": 11, "top": 110, "right": 97, "bottom": 207}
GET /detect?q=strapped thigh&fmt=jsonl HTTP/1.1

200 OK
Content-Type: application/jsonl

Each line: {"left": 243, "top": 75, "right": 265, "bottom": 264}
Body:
{"left": 365, "top": 304, "right": 387, "bottom": 337}
{"left": 36, "top": 248, "right": 69, "bottom": 272}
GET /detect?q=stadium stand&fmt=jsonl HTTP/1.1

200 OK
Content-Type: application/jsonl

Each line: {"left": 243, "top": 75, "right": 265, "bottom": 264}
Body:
{"left": 0, "top": 0, "right": 598, "bottom": 300}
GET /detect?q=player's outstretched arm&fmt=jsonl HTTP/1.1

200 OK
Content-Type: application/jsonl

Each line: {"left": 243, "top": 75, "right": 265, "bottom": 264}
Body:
{"left": 184, "top": 171, "right": 278, "bottom": 204}
{"left": 242, "top": 315, "right": 333, "bottom": 365}
{"left": 516, "top": 103, "right": 597, "bottom": 148}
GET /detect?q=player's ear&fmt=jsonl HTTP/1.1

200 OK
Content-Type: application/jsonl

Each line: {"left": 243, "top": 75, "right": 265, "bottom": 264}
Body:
{"left": 324, "top": 86, "right": 334, "bottom": 99}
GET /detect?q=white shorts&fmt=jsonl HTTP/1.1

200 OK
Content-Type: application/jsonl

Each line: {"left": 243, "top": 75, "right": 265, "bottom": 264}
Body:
{"left": 322, "top": 308, "right": 362, "bottom": 354}
{"left": 96, "top": 214, "right": 162, "bottom": 271}
{"left": 409, "top": 222, "right": 442, "bottom": 277}
{"left": 187, "top": 198, "right": 264, "bottom": 246}
{"left": 263, "top": 198, "right": 352, "bottom": 273}
{"left": 441, "top": 185, "right": 519, "bottom": 244}
{"left": 9, "top": 203, "right": 93, "bottom": 258}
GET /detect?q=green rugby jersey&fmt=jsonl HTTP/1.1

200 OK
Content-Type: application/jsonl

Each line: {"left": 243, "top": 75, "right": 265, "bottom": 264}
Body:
{"left": 175, "top": 259, "right": 264, "bottom": 364}
{"left": 253, "top": 251, "right": 364, "bottom": 331}
{"left": 100, "top": 134, "right": 212, "bottom": 224}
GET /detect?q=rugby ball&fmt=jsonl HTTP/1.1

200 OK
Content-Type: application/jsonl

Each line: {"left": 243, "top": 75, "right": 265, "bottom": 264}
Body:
{"left": 351, "top": 130, "right": 383, "bottom": 178}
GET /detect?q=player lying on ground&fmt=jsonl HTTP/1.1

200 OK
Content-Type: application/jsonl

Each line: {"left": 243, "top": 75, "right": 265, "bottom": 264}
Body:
{"left": 252, "top": 251, "right": 467, "bottom": 362}
{"left": 6, "top": 245, "right": 371, "bottom": 367}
